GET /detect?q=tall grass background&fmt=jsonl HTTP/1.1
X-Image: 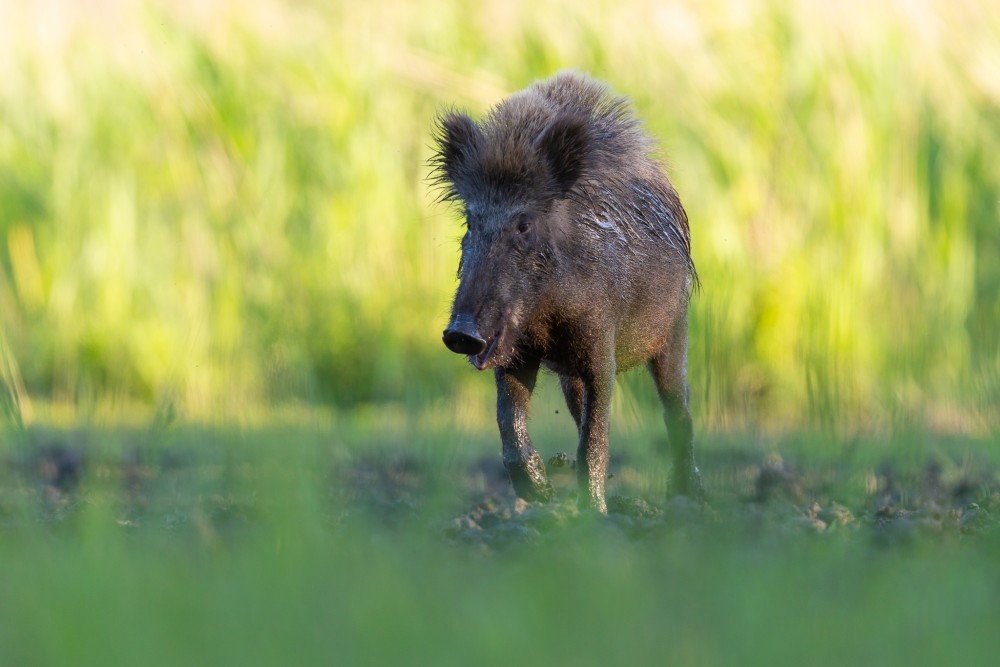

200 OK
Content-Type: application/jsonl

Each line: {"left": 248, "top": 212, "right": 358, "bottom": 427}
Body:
{"left": 0, "top": 0, "right": 997, "bottom": 435}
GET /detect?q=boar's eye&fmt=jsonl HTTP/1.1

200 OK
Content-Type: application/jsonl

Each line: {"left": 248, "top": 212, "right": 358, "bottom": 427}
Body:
{"left": 514, "top": 214, "right": 531, "bottom": 234}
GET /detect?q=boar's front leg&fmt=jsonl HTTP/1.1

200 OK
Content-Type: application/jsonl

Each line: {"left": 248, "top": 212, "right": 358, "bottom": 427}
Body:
{"left": 495, "top": 361, "right": 554, "bottom": 502}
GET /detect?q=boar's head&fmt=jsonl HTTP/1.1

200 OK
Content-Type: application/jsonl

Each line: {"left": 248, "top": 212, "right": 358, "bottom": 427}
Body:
{"left": 433, "top": 106, "right": 593, "bottom": 370}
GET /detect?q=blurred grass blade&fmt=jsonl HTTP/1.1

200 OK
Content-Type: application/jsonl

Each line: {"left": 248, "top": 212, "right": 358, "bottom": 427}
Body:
{"left": 0, "top": 323, "right": 29, "bottom": 429}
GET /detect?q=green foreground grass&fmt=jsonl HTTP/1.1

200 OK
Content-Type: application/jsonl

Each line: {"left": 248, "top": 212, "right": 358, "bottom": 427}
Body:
{"left": 2, "top": 416, "right": 998, "bottom": 667}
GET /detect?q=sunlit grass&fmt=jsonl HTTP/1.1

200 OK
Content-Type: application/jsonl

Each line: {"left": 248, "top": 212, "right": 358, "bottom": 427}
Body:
{"left": 0, "top": 0, "right": 996, "bottom": 432}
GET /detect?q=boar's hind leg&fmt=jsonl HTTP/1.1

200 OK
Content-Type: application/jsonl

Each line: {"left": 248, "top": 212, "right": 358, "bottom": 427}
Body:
{"left": 648, "top": 342, "right": 704, "bottom": 501}
{"left": 559, "top": 375, "right": 585, "bottom": 432}
{"left": 563, "top": 373, "right": 613, "bottom": 512}
{"left": 577, "top": 367, "right": 614, "bottom": 514}
{"left": 496, "top": 362, "right": 554, "bottom": 502}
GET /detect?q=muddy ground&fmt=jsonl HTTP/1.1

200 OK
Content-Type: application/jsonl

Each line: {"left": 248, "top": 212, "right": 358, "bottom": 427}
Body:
{"left": 5, "top": 433, "right": 999, "bottom": 552}
{"left": 353, "top": 450, "right": 1000, "bottom": 551}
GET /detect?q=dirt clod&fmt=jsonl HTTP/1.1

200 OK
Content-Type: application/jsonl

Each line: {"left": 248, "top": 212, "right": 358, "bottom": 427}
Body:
{"left": 546, "top": 452, "right": 574, "bottom": 473}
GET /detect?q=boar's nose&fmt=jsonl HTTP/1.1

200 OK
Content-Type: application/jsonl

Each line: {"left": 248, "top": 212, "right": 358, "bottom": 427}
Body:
{"left": 443, "top": 315, "right": 487, "bottom": 355}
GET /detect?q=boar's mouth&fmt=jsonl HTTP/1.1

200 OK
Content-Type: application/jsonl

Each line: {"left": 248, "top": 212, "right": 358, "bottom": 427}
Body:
{"left": 471, "top": 326, "right": 506, "bottom": 371}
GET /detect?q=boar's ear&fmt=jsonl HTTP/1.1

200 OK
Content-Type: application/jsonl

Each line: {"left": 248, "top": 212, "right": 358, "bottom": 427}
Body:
{"left": 537, "top": 112, "right": 592, "bottom": 196}
{"left": 432, "top": 111, "right": 483, "bottom": 198}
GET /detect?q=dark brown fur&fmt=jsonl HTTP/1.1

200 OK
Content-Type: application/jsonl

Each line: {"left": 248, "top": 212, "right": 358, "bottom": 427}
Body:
{"left": 433, "top": 72, "right": 701, "bottom": 511}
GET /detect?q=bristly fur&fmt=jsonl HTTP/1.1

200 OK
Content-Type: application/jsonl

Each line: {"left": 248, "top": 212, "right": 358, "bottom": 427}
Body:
{"left": 437, "top": 72, "right": 705, "bottom": 509}
{"left": 430, "top": 70, "right": 698, "bottom": 289}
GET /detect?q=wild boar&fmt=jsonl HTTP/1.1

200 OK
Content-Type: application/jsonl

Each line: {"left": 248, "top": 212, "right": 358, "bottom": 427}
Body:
{"left": 433, "top": 71, "right": 701, "bottom": 512}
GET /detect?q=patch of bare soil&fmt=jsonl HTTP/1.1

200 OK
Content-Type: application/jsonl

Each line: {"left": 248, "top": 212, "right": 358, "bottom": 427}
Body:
{"left": 3, "top": 432, "right": 998, "bottom": 551}
{"left": 440, "top": 451, "right": 1000, "bottom": 552}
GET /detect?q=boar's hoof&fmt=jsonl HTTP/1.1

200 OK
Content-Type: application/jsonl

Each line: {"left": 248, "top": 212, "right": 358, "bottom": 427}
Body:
{"left": 669, "top": 468, "right": 706, "bottom": 504}
{"left": 504, "top": 451, "right": 555, "bottom": 503}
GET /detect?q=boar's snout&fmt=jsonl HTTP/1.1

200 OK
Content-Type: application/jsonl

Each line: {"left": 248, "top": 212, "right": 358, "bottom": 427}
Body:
{"left": 443, "top": 315, "right": 487, "bottom": 356}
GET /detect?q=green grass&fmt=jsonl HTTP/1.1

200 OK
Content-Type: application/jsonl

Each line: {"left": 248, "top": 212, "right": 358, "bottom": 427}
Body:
{"left": 1, "top": 420, "right": 999, "bottom": 667}
{"left": 5, "top": 520, "right": 999, "bottom": 667}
